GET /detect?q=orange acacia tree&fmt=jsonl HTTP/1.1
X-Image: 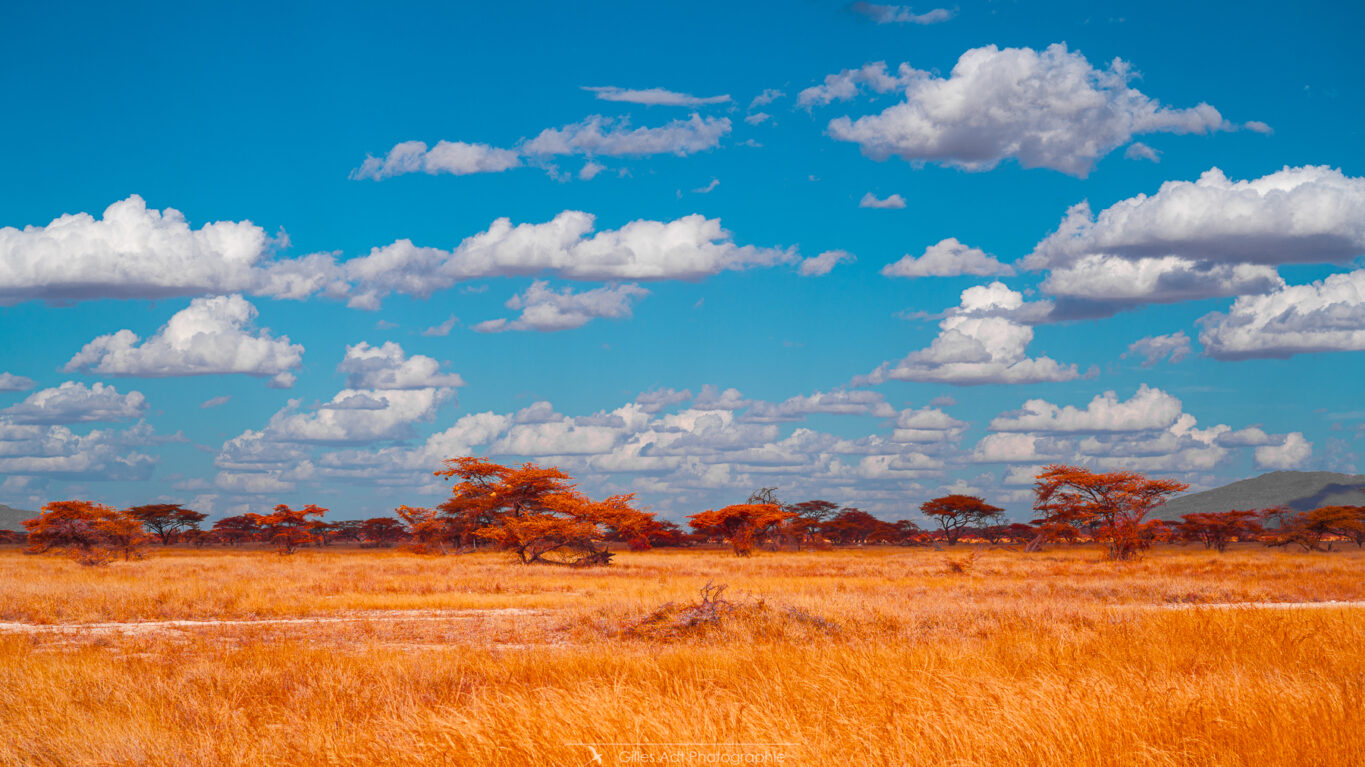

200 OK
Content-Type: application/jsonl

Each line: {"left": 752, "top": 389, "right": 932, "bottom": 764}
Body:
{"left": 783, "top": 499, "right": 840, "bottom": 550}
{"left": 23, "top": 500, "right": 147, "bottom": 564}
{"left": 919, "top": 494, "right": 1004, "bottom": 546}
{"left": 250, "top": 504, "right": 328, "bottom": 554}
{"left": 688, "top": 503, "right": 794, "bottom": 556}
{"left": 1266, "top": 505, "right": 1365, "bottom": 551}
{"left": 211, "top": 514, "right": 260, "bottom": 545}
{"left": 394, "top": 505, "right": 448, "bottom": 553}
{"left": 1031, "top": 465, "right": 1188, "bottom": 560}
{"left": 821, "top": 508, "right": 898, "bottom": 545}
{"left": 127, "top": 503, "right": 207, "bottom": 545}
{"left": 359, "top": 517, "right": 406, "bottom": 547}
{"left": 435, "top": 457, "right": 656, "bottom": 566}
{"left": 1177, "top": 510, "right": 1263, "bottom": 553}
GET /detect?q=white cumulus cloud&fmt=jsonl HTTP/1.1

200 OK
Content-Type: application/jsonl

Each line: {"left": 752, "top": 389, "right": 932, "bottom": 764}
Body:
{"left": 798, "top": 250, "right": 856, "bottom": 277}
{"left": 1198, "top": 269, "right": 1365, "bottom": 359}
{"left": 263, "top": 388, "right": 455, "bottom": 445}
{"left": 0, "top": 196, "right": 267, "bottom": 304}
{"left": 823, "top": 44, "right": 1232, "bottom": 177}
{"left": 635, "top": 388, "right": 694, "bottom": 413}
{"left": 351, "top": 140, "right": 522, "bottom": 180}
{"left": 336, "top": 341, "right": 465, "bottom": 389}
{"left": 744, "top": 389, "right": 897, "bottom": 423}
{"left": 988, "top": 385, "right": 1183, "bottom": 433}
{"left": 343, "top": 211, "right": 794, "bottom": 308}
{"left": 859, "top": 192, "right": 906, "bottom": 209}
{"left": 1027, "top": 166, "right": 1365, "bottom": 269}
{"left": 1255, "top": 432, "right": 1312, "bottom": 469}
{"left": 1125, "top": 142, "right": 1161, "bottom": 162}
{"left": 0, "top": 373, "right": 35, "bottom": 392}
{"left": 473, "top": 281, "right": 649, "bottom": 332}
{"left": 1124, "top": 332, "right": 1192, "bottom": 367}
{"left": 0, "top": 381, "right": 147, "bottom": 425}
{"left": 857, "top": 282, "right": 1079, "bottom": 385}
{"left": 64, "top": 295, "right": 304, "bottom": 387}
{"left": 881, "top": 237, "right": 1014, "bottom": 278}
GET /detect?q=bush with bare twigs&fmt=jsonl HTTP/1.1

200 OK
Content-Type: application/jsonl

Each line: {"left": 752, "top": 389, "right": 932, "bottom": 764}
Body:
{"left": 617, "top": 582, "right": 841, "bottom": 641}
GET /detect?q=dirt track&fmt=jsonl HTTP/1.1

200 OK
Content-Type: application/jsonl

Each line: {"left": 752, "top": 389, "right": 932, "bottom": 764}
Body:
{"left": 0, "top": 607, "right": 548, "bottom": 637}
{"left": 4, "top": 601, "right": 1364, "bottom": 638}
{"left": 1160, "top": 600, "right": 1365, "bottom": 610}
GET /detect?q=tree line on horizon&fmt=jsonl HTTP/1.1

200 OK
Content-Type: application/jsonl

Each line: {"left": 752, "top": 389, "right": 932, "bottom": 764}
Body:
{"left": 5, "top": 459, "right": 1364, "bottom": 566}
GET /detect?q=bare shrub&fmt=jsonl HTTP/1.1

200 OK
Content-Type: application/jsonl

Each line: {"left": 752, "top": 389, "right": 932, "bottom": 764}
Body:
{"left": 617, "top": 581, "right": 841, "bottom": 642}
{"left": 944, "top": 549, "right": 980, "bottom": 575}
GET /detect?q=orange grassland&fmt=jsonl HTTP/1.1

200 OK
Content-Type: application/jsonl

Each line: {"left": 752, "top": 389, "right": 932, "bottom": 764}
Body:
{"left": 1, "top": 544, "right": 1363, "bottom": 766}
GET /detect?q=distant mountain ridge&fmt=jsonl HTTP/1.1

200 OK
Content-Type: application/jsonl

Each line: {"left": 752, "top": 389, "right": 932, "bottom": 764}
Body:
{"left": 0, "top": 504, "right": 35, "bottom": 531}
{"left": 1153, "top": 471, "right": 1365, "bottom": 521}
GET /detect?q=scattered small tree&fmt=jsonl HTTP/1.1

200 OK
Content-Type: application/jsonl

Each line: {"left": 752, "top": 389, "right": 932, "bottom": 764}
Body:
{"left": 688, "top": 503, "right": 794, "bottom": 556}
{"left": 212, "top": 514, "right": 260, "bottom": 545}
{"left": 359, "top": 517, "right": 406, "bottom": 547}
{"left": 919, "top": 494, "right": 1005, "bottom": 546}
{"left": 821, "top": 508, "right": 897, "bottom": 545}
{"left": 1031, "top": 465, "right": 1189, "bottom": 560}
{"left": 1266, "top": 505, "right": 1365, "bottom": 551}
{"left": 127, "top": 504, "right": 207, "bottom": 545}
{"left": 782, "top": 499, "right": 839, "bottom": 550}
{"left": 477, "top": 491, "right": 651, "bottom": 565}
{"left": 435, "top": 457, "right": 656, "bottom": 566}
{"left": 893, "top": 519, "right": 929, "bottom": 545}
{"left": 23, "top": 500, "right": 147, "bottom": 565}
{"left": 395, "top": 505, "right": 448, "bottom": 553}
{"left": 251, "top": 504, "right": 328, "bottom": 554}
{"left": 1318, "top": 505, "right": 1365, "bottom": 547}
{"left": 1177, "top": 510, "right": 1263, "bottom": 553}
{"left": 641, "top": 519, "right": 692, "bottom": 547}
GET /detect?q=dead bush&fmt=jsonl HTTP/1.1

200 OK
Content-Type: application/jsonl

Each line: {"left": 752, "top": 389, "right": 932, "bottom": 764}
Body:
{"left": 943, "top": 549, "right": 980, "bottom": 575}
{"left": 616, "top": 581, "right": 841, "bottom": 642}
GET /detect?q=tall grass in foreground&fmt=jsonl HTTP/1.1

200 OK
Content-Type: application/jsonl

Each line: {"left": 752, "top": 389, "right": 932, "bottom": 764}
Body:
{"left": 0, "top": 546, "right": 1362, "bottom": 766}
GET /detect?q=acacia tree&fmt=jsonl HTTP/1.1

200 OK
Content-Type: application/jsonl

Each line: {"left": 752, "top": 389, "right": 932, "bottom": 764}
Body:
{"left": 820, "top": 508, "right": 896, "bottom": 545}
{"left": 1267, "top": 506, "right": 1365, "bottom": 551}
{"left": 919, "top": 494, "right": 1005, "bottom": 546}
{"left": 783, "top": 500, "right": 839, "bottom": 550}
{"left": 395, "top": 505, "right": 449, "bottom": 553}
{"left": 359, "top": 517, "right": 406, "bottom": 547}
{"left": 23, "top": 500, "right": 146, "bottom": 564}
{"left": 477, "top": 491, "right": 651, "bottom": 565}
{"left": 212, "top": 514, "right": 260, "bottom": 545}
{"left": 1031, "top": 465, "right": 1189, "bottom": 560}
{"left": 251, "top": 504, "right": 328, "bottom": 554}
{"left": 1177, "top": 510, "right": 1263, "bottom": 553}
{"left": 329, "top": 520, "right": 365, "bottom": 544}
{"left": 127, "top": 504, "right": 207, "bottom": 545}
{"left": 894, "top": 519, "right": 929, "bottom": 545}
{"left": 435, "top": 457, "right": 656, "bottom": 566}
{"left": 436, "top": 458, "right": 565, "bottom": 550}
{"left": 1316, "top": 505, "right": 1365, "bottom": 547}
{"left": 688, "top": 503, "right": 794, "bottom": 556}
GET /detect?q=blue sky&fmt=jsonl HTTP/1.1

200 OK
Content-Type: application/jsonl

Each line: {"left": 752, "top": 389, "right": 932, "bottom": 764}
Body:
{"left": 2, "top": 0, "right": 1363, "bottom": 521}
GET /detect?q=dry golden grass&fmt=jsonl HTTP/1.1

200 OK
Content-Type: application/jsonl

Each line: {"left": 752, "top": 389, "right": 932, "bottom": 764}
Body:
{"left": 1, "top": 544, "right": 1363, "bottom": 766}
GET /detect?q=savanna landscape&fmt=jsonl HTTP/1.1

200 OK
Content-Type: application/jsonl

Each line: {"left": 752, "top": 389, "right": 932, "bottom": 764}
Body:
{"left": 4, "top": 1, "right": 1365, "bottom": 765}
{"left": 3, "top": 459, "right": 1364, "bottom": 766}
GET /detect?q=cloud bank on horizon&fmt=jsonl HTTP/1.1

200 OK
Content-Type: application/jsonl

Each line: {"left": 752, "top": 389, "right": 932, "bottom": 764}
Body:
{"left": 0, "top": 0, "right": 1361, "bottom": 520}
